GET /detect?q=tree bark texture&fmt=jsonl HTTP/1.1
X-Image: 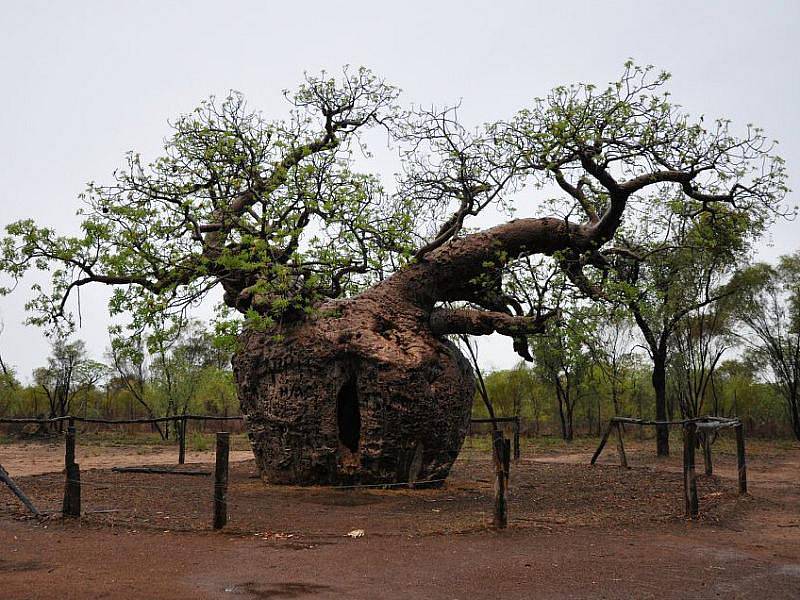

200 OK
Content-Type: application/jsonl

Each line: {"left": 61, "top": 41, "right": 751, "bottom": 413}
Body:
{"left": 234, "top": 295, "right": 474, "bottom": 485}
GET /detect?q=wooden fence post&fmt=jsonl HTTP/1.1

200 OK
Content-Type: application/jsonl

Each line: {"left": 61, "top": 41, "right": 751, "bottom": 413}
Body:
{"left": 735, "top": 423, "right": 747, "bottom": 494}
{"left": 492, "top": 430, "right": 507, "bottom": 529}
{"left": 513, "top": 417, "right": 521, "bottom": 462}
{"left": 614, "top": 421, "right": 628, "bottom": 468}
{"left": 683, "top": 422, "right": 698, "bottom": 518}
{"left": 213, "top": 431, "right": 230, "bottom": 530}
{"left": 65, "top": 418, "right": 75, "bottom": 466}
{"left": 702, "top": 431, "right": 713, "bottom": 476}
{"left": 178, "top": 416, "right": 187, "bottom": 465}
{"left": 63, "top": 419, "right": 81, "bottom": 518}
{"left": 503, "top": 437, "right": 511, "bottom": 489}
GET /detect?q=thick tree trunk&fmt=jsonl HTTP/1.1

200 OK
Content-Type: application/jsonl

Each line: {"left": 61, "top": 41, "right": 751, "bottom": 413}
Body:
{"left": 652, "top": 354, "right": 670, "bottom": 456}
{"left": 233, "top": 286, "right": 475, "bottom": 486}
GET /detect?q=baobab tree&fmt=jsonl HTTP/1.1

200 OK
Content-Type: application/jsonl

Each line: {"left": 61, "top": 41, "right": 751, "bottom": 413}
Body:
{"left": 0, "top": 64, "right": 786, "bottom": 484}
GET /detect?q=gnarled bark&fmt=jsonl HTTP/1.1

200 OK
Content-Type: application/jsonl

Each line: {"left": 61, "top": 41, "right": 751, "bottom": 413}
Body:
{"left": 234, "top": 294, "right": 475, "bottom": 485}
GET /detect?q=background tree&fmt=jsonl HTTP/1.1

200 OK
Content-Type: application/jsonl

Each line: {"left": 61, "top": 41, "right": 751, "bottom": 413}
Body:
{"left": 180, "top": 325, "right": 237, "bottom": 417}
{"left": 712, "top": 358, "right": 787, "bottom": 435}
{"left": 733, "top": 253, "right": 800, "bottom": 440}
{"left": 0, "top": 320, "right": 19, "bottom": 416}
{"left": 107, "top": 326, "right": 166, "bottom": 436}
{"left": 33, "top": 336, "right": 107, "bottom": 426}
{"left": 585, "top": 206, "right": 763, "bottom": 455}
{"left": 585, "top": 308, "right": 637, "bottom": 425}
{"left": 150, "top": 320, "right": 231, "bottom": 432}
{"left": 109, "top": 318, "right": 234, "bottom": 438}
{"left": 529, "top": 333, "right": 576, "bottom": 440}
{"left": 669, "top": 296, "right": 734, "bottom": 420}
{"left": 0, "top": 320, "right": 12, "bottom": 383}
{"left": 474, "top": 363, "right": 548, "bottom": 434}
{"left": 530, "top": 300, "right": 593, "bottom": 441}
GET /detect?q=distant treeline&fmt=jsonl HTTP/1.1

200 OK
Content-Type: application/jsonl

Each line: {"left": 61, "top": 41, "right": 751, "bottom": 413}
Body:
{"left": 0, "top": 321, "right": 237, "bottom": 439}
{"left": 471, "top": 357, "right": 791, "bottom": 439}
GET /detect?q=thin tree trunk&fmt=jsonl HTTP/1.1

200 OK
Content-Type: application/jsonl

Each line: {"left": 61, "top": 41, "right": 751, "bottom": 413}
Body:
{"left": 557, "top": 390, "right": 568, "bottom": 441}
{"left": 564, "top": 396, "right": 575, "bottom": 442}
{"left": 597, "top": 396, "right": 602, "bottom": 436}
{"left": 653, "top": 354, "right": 670, "bottom": 456}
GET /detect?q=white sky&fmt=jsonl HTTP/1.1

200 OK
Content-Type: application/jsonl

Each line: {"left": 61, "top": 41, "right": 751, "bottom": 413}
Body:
{"left": 1, "top": 0, "right": 798, "bottom": 381}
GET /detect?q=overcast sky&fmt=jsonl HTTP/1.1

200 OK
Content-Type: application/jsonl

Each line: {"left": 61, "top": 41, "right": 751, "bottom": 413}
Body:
{"left": 1, "top": 0, "right": 797, "bottom": 381}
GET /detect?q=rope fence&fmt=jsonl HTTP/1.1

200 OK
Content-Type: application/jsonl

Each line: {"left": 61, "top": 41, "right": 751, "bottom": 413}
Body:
{"left": 1, "top": 414, "right": 519, "bottom": 530}
{"left": 0, "top": 414, "right": 244, "bottom": 425}
{"left": 590, "top": 415, "right": 748, "bottom": 517}
{"left": 4, "top": 412, "right": 744, "bottom": 530}
{"left": 0, "top": 413, "right": 245, "bottom": 468}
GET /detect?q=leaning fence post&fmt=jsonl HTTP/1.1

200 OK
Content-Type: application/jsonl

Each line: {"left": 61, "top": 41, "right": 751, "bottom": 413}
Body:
{"left": 63, "top": 418, "right": 81, "bottom": 518}
{"left": 735, "top": 422, "right": 747, "bottom": 494}
{"left": 0, "top": 463, "right": 40, "bottom": 516}
{"left": 491, "top": 430, "right": 508, "bottom": 529}
{"left": 513, "top": 417, "right": 521, "bottom": 461}
{"left": 213, "top": 431, "right": 230, "bottom": 530}
{"left": 178, "top": 416, "right": 187, "bottom": 465}
{"left": 591, "top": 420, "right": 615, "bottom": 465}
{"left": 683, "top": 422, "right": 698, "bottom": 518}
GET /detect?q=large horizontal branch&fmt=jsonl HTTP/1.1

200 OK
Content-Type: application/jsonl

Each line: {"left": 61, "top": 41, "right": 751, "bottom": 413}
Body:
{"left": 374, "top": 216, "right": 595, "bottom": 309}
{"left": 429, "top": 307, "right": 555, "bottom": 337}
{"left": 619, "top": 169, "right": 691, "bottom": 193}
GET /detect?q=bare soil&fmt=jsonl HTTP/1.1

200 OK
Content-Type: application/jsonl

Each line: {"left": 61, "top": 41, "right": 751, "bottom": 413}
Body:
{"left": 1, "top": 436, "right": 798, "bottom": 599}
{"left": 0, "top": 439, "right": 253, "bottom": 477}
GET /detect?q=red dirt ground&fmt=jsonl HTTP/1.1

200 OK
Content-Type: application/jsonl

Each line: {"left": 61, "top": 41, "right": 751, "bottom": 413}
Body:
{"left": 1, "top": 437, "right": 799, "bottom": 599}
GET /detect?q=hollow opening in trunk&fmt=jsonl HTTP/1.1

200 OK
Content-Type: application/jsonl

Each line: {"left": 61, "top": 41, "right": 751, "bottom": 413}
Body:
{"left": 337, "top": 376, "right": 360, "bottom": 453}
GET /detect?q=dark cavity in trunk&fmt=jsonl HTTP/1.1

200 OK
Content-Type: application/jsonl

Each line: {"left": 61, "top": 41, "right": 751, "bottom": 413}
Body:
{"left": 337, "top": 376, "right": 360, "bottom": 453}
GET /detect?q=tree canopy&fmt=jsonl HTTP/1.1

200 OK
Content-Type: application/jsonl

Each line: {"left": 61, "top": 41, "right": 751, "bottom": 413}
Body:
{"left": 0, "top": 63, "right": 789, "bottom": 354}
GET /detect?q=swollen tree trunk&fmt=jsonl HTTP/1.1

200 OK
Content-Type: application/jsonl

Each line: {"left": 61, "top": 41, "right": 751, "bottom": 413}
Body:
{"left": 652, "top": 353, "right": 670, "bottom": 456}
{"left": 234, "top": 293, "right": 475, "bottom": 485}
{"left": 233, "top": 217, "right": 597, "bottom": 485}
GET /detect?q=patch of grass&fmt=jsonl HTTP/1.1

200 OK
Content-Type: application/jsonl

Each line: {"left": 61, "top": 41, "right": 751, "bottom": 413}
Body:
{"left": 462, "top": 434, "right": 493, "bottom": 452}
{"left": 464, "top": 431, "right": 609, "bottom": 455}
{"left": 188, "top": 431, "right": 211, "bottom": 452}
{"left": 230, "top": 434, "right": 251, "bottom": 451}
{"left": 463, "top": 428, "right": 747, "bottom": 457}
{"left": 79, "top": 431, "right": 173, "bottom": 448}
{"left": 21, "top": 428, "right": 253, "bottom": 453}
{"left": 181, "top": 431, "right": 250, "bottom": 452}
